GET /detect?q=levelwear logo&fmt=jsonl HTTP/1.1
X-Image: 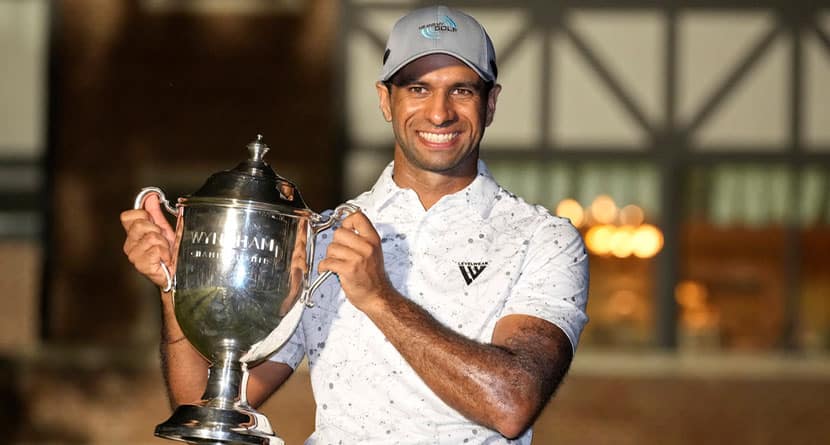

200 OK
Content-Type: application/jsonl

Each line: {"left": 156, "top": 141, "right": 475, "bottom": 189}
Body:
{"left": 419, "top": 15, "right": 458, "bottom": 40}
{"left": 458, "top": 261, "right": 488, "bottom": 285}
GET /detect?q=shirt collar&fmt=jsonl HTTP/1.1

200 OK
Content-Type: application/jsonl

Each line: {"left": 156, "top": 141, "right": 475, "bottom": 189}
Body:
{"left": 359, "top": 159, "right": 501, "bottom": 220}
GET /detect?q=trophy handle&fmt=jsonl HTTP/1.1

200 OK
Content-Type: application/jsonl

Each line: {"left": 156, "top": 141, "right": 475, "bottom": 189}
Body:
{"left": 302, "top": 202, "right": 360, "bottom": 307}
{"left": 133, "top": 187, "right": 178, "bottom": 293}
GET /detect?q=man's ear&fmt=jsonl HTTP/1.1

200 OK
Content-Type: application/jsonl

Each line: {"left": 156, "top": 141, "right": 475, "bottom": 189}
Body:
{"left": 376, "top": 81, "right": 392, "bottom": 122}
{"left": 484, "top": 83, "right": 502, "bottom": 127}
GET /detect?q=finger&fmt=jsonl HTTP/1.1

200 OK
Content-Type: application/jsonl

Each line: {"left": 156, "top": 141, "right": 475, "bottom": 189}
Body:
{"left": 124, "top": 232, "right": 172, "bottom": 262}
{"left": 125, "top": 238, "right": 172, "bottom": 274}
{"left": 330, "top": 226, "right": 370, "bottom": 251}
{"left": 332, "top": 225, "right": 382, "bottom": 260}
{"left": 139, "top": 194, "right": 177, "bottom": 246}
{"left": 129, "top": 241, "right": 173, "bottom": 269}
{"left": 129, "top": 244, "right": 174, "bottom": 287}
{"left": 324, "top": 241, "right": 364, "bottom": 263}
{"left": 340, "top": 212, "right": 378, "bottom": 241}
{"left": 317, "top": 257, "right": 349, "bottom": 276}
{"left": 123, "top": 220, "right": 165, "bottom": 252}
{"left": 120, "top": 209, "right": 151, "bottom": 233}
{"left": 126, "top": 218, "right": 164, "bottom": 238}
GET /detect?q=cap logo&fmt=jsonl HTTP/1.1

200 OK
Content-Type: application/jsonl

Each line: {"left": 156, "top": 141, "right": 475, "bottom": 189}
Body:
{"left": 419, "top": 15, "right": 457, "bottom": 40}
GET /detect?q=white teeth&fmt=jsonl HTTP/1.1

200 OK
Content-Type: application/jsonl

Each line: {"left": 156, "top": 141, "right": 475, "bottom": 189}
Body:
{"left": 418, "top": 132, "right": 457, "bottom": 143}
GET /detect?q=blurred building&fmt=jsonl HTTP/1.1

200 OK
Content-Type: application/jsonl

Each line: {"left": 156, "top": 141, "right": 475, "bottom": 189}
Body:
{"left": 0, "top": 0, "right": 828, "bottom": 444}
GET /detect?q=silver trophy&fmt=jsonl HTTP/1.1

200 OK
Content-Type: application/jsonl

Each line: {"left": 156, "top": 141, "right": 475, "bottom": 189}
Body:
{"left": 133, "top": 135, "right": 355, "bottom": 445}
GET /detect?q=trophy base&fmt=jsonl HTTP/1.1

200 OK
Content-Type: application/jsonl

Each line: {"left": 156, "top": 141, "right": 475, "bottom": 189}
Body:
{"left": 155, "top": 403, "right": 285, "bottom": 445}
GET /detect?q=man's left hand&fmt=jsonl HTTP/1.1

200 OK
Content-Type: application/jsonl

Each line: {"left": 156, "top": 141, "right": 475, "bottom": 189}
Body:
{"left": 318, "top": 211, "right": 394, "bottom": 313}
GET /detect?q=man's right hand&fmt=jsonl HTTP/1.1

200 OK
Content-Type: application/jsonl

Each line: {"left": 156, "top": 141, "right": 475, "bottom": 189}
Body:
{"left": 120, "top": 193, "right": 177, "bottom": 289}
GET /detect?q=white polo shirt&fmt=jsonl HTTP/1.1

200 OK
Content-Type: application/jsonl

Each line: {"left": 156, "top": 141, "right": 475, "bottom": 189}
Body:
{"left": 271, "top": 160, "right": 589, "bottom": 445}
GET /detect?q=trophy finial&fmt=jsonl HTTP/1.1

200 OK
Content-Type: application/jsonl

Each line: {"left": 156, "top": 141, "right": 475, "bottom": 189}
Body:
{"left": 247, "top": 134, "right": 270, "bottom": 162}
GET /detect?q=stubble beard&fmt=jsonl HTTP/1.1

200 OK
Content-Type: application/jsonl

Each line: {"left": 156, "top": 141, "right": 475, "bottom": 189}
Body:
{"left": 396, "top": 139, "right": 480, "bottom": 175}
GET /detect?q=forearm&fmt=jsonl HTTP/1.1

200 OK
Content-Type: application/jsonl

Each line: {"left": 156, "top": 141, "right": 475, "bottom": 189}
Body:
{"left": 363, "top": 289, "right": 568, "bottom": 438}
{"left": 159, "top": 291, "right": 209, "bottom": 408}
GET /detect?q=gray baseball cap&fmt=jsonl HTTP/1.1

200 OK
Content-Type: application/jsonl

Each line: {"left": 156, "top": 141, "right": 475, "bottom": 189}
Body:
{"left": 379, "top": 5, "right": 497, "bottom": 83}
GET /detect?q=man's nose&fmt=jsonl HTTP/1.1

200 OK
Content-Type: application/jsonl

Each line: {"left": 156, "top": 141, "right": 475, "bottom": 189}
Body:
{"left": 426, "top": 94, "right": 457, "bottom": 126}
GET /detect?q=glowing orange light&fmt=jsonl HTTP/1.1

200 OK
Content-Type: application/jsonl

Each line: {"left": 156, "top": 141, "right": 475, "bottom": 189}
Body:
{"left": 619, "top": 204, "right": 645, "bottom": 226}
{"left": 685, "top": 310, "right": 715, "bottom": 330}
{"left": 590, "top": 195, "right": 618, "bottom": 225}
{"left": 585, "top": 224, "right": 615, "bottom": 256}
{"left": 631, "top": 224, "right": 664, "bottom": 258}
{"left": 608, "top": 289, "right": 641, "bottom": 318}
{"left": 609, "top": 225, "right": 636, "bottom": 258}
{"left": 675, "top": 280, "right": 708, "bottom": 310}
{"left": 555, "top": 198, "right": 585, "bottom": 228}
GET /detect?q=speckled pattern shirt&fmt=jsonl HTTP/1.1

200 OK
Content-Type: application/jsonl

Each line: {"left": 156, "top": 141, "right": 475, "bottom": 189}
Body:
{"left": 271, "top": 160, "right": 589, "bottom": 445}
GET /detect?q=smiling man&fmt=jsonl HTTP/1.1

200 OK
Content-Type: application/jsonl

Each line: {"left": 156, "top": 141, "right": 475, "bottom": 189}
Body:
{"left": 377, "top": 52, "right": 497, "bottom": 209}
{"left": 122, "top": 5, "right": 588, "bottom": 444}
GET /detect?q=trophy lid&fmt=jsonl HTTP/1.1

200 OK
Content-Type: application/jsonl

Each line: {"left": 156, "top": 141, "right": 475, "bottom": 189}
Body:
{"left": 189, "top": 134, "right": 308, "bottom": 210}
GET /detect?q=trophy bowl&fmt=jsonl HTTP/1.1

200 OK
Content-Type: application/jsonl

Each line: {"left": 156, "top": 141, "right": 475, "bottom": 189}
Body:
{"left": 133, "top": 136, "right": 355, "bottom": 445}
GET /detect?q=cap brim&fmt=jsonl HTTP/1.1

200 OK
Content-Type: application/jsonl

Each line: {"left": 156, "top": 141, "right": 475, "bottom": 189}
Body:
{"left": 380, "top": 49, "right": 494, "bottom": 83}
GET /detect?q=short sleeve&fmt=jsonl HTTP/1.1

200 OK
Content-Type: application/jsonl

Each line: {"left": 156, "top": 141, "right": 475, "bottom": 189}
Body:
{"left": 268, "top": 210, "right": 335, "bottom": 369}
{"left": 267, "top": 319, "right": 307, "bottom": 369}
{"left": 500, "top": 218, "right": 589, "bottom": 353}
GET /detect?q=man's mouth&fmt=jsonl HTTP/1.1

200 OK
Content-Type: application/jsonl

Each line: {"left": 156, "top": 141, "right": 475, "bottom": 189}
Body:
{"left": 417, "top": 131, "right": 459, "bottom": 144}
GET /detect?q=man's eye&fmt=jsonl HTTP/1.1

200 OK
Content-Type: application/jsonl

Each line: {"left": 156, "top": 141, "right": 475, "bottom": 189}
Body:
{"left": 409, "top": 86, "right": 427, "bottom": 94}
{"left": 452, "top": 88, "right": 474, "bottom": 96}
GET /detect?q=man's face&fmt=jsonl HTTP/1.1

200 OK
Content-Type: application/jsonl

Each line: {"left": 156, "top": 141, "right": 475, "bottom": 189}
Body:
{"left": 376, "top": 54, "right": 501, "bottom": 177}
